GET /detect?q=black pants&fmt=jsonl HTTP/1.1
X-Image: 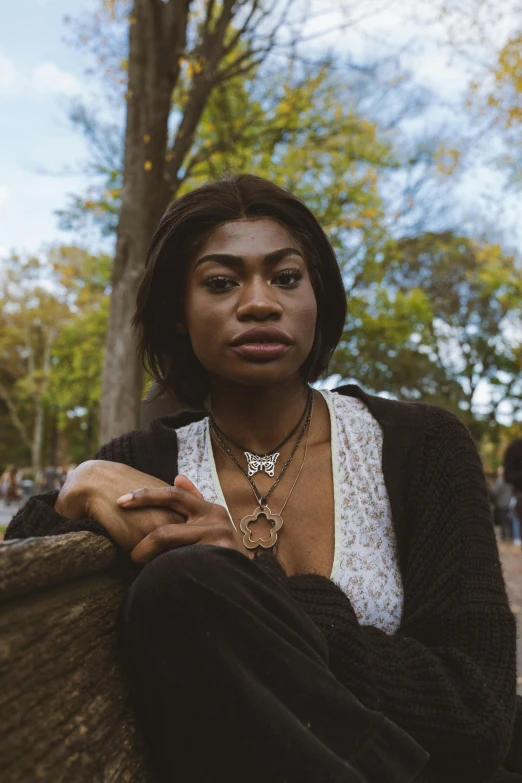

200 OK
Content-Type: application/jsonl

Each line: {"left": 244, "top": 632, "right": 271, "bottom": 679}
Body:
{"left": 117, "top": 544, "right": 429, "bottom": 783}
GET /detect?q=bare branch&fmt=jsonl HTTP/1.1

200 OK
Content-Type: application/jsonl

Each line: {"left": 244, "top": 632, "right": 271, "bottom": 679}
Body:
{"left": 201, "top": 0, "right": 217, "bottom": 41}
{"left": 220, "top": 1, "right": 264, "bottom": 59}
{"left": 164, "top": 0, "right": 244, "bottom": 188}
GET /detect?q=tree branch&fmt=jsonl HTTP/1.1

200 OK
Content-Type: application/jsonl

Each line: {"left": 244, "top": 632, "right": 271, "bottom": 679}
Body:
{"left": 164, "top": 0, "right": 238, "bottom": 189}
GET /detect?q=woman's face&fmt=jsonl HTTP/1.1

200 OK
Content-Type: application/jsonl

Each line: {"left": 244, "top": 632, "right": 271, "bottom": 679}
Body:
{"left": 183, "top": 218, "right": 318, "bottom": 389}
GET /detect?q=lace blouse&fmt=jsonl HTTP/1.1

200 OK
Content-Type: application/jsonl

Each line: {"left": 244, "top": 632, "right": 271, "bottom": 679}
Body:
{"left": 176, "top": 390, "right": 404, "bottom": 634}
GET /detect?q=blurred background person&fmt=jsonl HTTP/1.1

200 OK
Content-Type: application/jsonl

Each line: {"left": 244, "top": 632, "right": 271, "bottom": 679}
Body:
{"left": 20, "top": 470, "right": 35, "bottom": 503}
{"left": 0, "top": 466, "right": 11, "bottom": 502}
{"left": 41, "top": 464, "right": 57, "bottom": 492}
{"left": 505, "top": 438, "right": 522, "bottom": 548}
{"left": 493, "top": 466, "right": 514, "bottom": 541}
{"left": 55, "top": 466, "right": 67, "bottom": 489}
{"left": 4, "top": 465, "right": 21, "bottom": 507}
{"left": 509, "top": 495, "right": 521, "bottom": 548}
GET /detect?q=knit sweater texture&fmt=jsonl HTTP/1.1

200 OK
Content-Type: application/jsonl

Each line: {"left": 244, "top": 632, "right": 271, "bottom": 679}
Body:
{"left": 5, "top": 384, "right": 522, "bottom": 782}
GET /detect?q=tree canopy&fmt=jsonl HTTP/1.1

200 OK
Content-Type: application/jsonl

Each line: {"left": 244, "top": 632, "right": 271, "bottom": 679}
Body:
{"left": 332, "top": 231, "right": 522, "bottom": 439}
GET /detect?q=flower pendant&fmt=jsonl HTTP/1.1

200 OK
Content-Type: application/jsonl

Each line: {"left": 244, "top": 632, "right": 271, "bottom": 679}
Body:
{"left": 244, "top": 451, "right": 279, "bottom": 477}
{"left": 240, "top": 506, "right": 283, "bottom": 550}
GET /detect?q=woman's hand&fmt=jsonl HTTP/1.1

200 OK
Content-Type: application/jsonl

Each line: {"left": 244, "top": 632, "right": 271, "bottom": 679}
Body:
{"left": 55, "top": 460, "right": 185, "bottom": 552}
{"left": 116, "top": 474, "right": 249, "bottom": 565}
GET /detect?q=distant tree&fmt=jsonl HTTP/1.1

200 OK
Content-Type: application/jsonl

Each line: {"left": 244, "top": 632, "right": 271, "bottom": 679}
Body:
{"left": 48, "top": 249, "right": 111, "bottom": 460}
{"left": 0, "top": 248, "right": 111, "bottom": 474}
{"left": 60, "top": 60, "right": 398, "bottom": 280}
{"left": 61, "top": 0, "right": 432, "bottom": 443}
{"left": 468, "top": 30, "right": 522, "bottom": 185}
{"left": 0, "top": 256, "right": 71, "bottom": 476}
{"left": 434, "top": 1, "right": 522, "bottom": 185}
{"left": 332, "top": 231, "right": 522, "bottom": 440}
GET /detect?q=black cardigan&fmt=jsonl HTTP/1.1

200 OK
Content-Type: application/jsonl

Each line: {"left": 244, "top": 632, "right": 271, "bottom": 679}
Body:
{"left": 6, "top": 385, "right": 522, "bottom": 782}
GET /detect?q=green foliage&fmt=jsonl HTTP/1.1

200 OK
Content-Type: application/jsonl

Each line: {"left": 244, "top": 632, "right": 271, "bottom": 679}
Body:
{"left": 59, "top": 58, "right": 394, "bottom": 272}
{"left": 0, "top": 247, "right": 110, "bottom": 466}
{"left": 463, "top": 18, "right": 522, "bottom": 184}
{"left": 332, "top": 231, "right": 522, "bottom": 439}
{"left": 51, "top": 1, "right": 522, "bottom": 446}
{"left": 49, "top": 298, "right": 108, "bottom": 423}
{"left": 178, "top": 62, "right": 393, "bottom": 269}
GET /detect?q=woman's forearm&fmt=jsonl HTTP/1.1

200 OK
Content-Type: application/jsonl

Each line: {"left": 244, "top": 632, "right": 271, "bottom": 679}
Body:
{"left": 4, "top": 490, "right": 109, "bottom": 541}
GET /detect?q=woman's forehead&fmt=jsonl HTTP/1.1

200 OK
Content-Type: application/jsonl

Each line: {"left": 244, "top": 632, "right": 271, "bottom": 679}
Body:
{"left": 198, "top": 218, "right": 300, "bottom": 256}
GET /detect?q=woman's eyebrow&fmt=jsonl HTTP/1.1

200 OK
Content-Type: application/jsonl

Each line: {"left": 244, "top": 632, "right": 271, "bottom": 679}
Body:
{"left": 194, "top": 247, "right": 304, "bottom": 269}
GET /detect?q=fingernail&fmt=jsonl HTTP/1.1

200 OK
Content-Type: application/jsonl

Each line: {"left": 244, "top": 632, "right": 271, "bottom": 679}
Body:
{"left": 117, "top": 493, "right": 133, "bottom": 505}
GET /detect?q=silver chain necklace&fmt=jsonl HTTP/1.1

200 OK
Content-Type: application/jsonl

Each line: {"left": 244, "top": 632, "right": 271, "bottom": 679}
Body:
{"left": 208, "top": 389, "right": 310, "bottom": 477}
{"left": 209, "top": 390, "right": 314, "bottom": 551}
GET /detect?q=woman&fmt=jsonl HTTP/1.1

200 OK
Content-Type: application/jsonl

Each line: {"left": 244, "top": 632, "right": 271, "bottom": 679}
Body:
{"left": 6, "top": 175, "right": 521, "bottom": 783}
{"left": 4, "top": 464, "right": 21, "bottom": 506}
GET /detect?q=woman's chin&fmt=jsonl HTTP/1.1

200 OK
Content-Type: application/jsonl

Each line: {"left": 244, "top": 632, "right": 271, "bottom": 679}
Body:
{"left": 209, "top": 361, "right": 302, "bottom": 389}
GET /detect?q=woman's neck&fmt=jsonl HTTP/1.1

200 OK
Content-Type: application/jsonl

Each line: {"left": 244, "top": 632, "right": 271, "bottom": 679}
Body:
{"left": 207, "top": 377, "right": 310, "bottom": 454}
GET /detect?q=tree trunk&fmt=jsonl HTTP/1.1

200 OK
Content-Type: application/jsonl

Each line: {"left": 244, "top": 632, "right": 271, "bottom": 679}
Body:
{"left": 98, "top": 0, "right": 277, "bottom": 444}
{"left": 32, "top": 331, "right": 55, "bottom": 476}
{"left": 84, "top": 407, "right": 96, "bottom": 461}
{"left": 31, "top": 401, "right": 44, "bottom": 479}
{"left": 99, "top": 0, "right": 191, "bottom": 445}
{"left": 49, "top": 410, "right": 58, "bottom": 466}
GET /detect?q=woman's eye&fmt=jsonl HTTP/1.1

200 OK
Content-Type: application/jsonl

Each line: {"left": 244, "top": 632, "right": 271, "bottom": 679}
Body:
{"left": 274, "top": 269, "right": 303, "bottom": 287}
{"left": 204, "top": 276, "right": 237, "bottom": 292}
{"left": 204, "top": 268, "right": 303, "bottom": 292}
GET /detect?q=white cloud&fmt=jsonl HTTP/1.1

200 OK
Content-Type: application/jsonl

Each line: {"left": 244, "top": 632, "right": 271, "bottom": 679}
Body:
{"left": 0, "top": 51, "right": 18, "bottom": 93}
{"left": 32, "top": 62, "right": 82, "bottom": 96}
{"left": 0, "top": 51, "right": 82, "bottom": 97}
{"left": 0, "top": 186, "right": 9, "bottom": 214}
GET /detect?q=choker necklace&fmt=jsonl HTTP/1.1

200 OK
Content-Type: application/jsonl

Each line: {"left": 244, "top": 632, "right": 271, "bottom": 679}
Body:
{"left": 209, "top": 391, "right": 314, "bottom": 551}
{"left": 209, "top": 388, "right": 311, "bottom": 477}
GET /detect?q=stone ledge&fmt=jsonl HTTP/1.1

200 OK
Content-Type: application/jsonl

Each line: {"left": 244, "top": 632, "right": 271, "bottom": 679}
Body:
{"left": 0, "top": 533, "right": 150, "bottom": 783}
{"left": 0, "top": 532, "right": 131, "bottom": 603}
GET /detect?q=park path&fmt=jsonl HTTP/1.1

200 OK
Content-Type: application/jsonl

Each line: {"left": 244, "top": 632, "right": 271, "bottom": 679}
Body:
{"left": 0, "top": 501, "right": 20, "bottom": 528}
{"left": 498, "top": 542, "right": 522, "bottom": 695}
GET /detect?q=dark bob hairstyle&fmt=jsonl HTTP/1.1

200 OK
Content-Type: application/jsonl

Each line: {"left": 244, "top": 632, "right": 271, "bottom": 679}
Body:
{"left": 133, "top": 174, "right": 347, "bottom": 409}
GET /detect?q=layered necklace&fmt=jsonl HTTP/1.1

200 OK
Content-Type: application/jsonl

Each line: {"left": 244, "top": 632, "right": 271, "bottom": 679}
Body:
{"left": 210, "top": 394, "right": 309, "bottom": 478}
{"left": 209, "top": 388, "right": 314, "bottom": 552}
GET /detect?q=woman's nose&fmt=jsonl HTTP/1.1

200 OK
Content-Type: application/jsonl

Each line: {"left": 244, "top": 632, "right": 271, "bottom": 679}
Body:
{"left": 236, "top": 279, "right": 283, "bottom": 320}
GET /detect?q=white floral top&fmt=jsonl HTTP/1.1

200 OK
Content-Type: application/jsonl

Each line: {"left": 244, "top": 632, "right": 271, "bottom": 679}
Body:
{"left": 176, "top": 390, "right": 404, "bottom": 634}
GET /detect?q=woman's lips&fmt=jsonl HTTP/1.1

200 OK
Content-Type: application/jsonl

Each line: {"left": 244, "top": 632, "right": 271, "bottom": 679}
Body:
{"left": 231, "top": 342, "right": 291, "bottom": 360}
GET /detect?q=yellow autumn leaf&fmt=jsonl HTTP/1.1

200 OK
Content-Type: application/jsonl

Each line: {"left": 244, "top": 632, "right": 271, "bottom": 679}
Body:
{"left": 435, "top": 146, "right": 461, "bottom": 176}
{"left": 144, "top": 161, "right": 153, "bottom": 171}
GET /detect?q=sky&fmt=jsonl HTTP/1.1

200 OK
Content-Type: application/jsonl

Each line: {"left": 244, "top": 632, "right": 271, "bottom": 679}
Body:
{"left": 1, "top": 0, "right": 521, "bottom": 258}
{"left": 0, "top": 0, "right": 96, "bottom": 257}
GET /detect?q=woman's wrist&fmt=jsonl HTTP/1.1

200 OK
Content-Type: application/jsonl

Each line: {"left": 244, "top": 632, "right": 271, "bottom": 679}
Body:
{"left": 54, "top": 461, "right": 95, "bottom": 520}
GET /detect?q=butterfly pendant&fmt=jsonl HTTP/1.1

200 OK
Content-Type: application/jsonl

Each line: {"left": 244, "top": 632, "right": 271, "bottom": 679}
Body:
{"left": 244, "top": 451, "right": 279, "bottom": 477}
{"left": 240, "top": 506, "right": 283, "bottom": 550}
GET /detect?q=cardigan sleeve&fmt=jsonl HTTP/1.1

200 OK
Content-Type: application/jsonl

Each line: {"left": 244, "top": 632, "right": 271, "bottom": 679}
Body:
{"left": 285, "top": 410, "right": 519, "bottom": 781}
{"left": 4, "top": 433, "right": 136, "bottom": 541}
